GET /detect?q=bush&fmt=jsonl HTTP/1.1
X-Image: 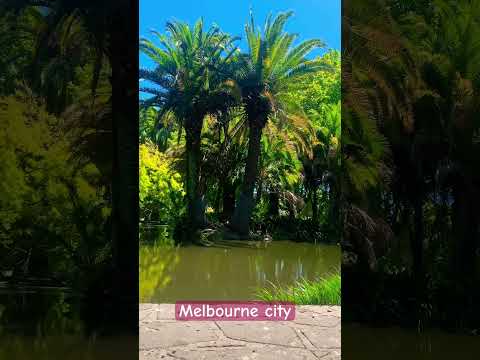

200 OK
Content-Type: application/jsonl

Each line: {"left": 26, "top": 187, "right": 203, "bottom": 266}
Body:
{"left": 139, "top": 142, "right": 185, "bottom": 226}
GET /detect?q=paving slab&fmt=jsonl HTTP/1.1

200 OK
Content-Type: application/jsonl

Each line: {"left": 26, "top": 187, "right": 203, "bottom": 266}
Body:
{"left": 140, "top": 321, "right": 218, "bottom": 349}
{"left": 140, "top": 304, "right": 340, "bottom": 360}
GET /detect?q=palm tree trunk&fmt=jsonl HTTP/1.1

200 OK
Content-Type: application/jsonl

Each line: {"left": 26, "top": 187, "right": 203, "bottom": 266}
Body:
{"left": 411, "top": 196, "right": 424, "bottom": 280}
{"left": 312, "top": 187, "right": 319, "bottom": 222}
{"left": 268, "top": 191, "right": 279, "bottom": 217}
{"left": 185, "top": 121, "right": 206, "bottom": 229}
{"left": 230, "top": 121, "right": 263, "bottom": 235}
{"left": 410, "top": 191, "right": 425, "bottom": 320}
{"left": 221, "top": 180, "right": 235, "bottom": 221}
{"left": 214, "top": 180, "right": 222, "bottom": 215}
{"left": 256, "top": 178, "right": 263, "bottom": 204}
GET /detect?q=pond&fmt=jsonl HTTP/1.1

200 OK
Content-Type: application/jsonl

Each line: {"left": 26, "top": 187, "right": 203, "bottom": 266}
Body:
{"left": 343, "top": 324, "right": 480, "bottom": 360}
{"left": 139, "top": 240, "right": 340, "bottom": 302}
{"left": 0, "top": 288, "right": 137, "bottom": 359}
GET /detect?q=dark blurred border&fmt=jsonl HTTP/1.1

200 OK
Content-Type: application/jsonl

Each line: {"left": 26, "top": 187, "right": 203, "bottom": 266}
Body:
{"left": 342, "top": 0, "right": 480, "bottom": 357}
{"left": 0, "top": 0, "right": 139, "bottom": 358}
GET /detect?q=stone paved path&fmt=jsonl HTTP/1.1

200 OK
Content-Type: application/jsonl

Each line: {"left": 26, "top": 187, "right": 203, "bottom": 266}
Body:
{"left": 140, "top": 304, "right": 340, "bottom": 359}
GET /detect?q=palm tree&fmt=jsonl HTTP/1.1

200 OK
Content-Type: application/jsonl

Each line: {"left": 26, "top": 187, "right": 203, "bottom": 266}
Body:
{"left": 139, "top": 19, "right": 239, "bottom": 230}
{"left": 229, "top": 11, "right": 325, "bottom": 235}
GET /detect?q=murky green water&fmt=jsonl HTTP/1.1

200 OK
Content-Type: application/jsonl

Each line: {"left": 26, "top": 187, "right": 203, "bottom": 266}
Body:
{"left": 0, "top": 333, "right": 137, "bottom": 360}
{"left": 139, "top": 240, "right": 340, "bottom": 302}
{"left": 0, "top": 289, "right": 136, "bottom": 360}
{"left": 343, "top": 324, "right": 480, "bottom": 359}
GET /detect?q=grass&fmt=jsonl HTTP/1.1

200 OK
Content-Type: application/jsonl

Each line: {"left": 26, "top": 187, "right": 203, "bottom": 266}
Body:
{"left": 256, "top": 273, "right": 341, "bottom": 305}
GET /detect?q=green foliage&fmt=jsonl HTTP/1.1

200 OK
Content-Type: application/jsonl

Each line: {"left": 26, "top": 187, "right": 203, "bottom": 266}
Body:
{"left": 259, "top": 137, "right": 302, "bottom": 193}
{"left": 286, "top": 50, "right": 341, "bottom": 115}
{"left": 139, "top": 107, "right": 156, "bottom": 144}
{"left": 0, "top": 90, "right": 111, "bottom": 279}
{"left": 256, "top": 272, "right": 341, "bottom": 305}
{"left": 0, "top": 2, "right": 116, "bottom": 282}
{"left": 0, "top": 8, "right": 38, "bottom": 95}
{"left": 139, "top": 142, "right": 185, "bottom": 225}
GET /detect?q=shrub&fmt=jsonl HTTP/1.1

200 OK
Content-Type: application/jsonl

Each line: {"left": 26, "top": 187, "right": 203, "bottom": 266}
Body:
{"left": 139, "top": 142, "right": 185, "bottom": 226}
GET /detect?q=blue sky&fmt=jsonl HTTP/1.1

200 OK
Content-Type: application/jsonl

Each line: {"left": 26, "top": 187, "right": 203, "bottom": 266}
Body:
{"left": 139, "top": 0, "right": 340, "bottom": 98}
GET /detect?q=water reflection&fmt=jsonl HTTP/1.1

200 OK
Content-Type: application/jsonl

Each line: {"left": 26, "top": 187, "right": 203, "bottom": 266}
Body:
{"left": 139, "top": 240, "right": 340, "bottom": 302}
{"left": 139, "top": 244, "right": 179, "bottom": 301}
{"left": 0, "top": 289, "right": 136, "bottom": 359}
